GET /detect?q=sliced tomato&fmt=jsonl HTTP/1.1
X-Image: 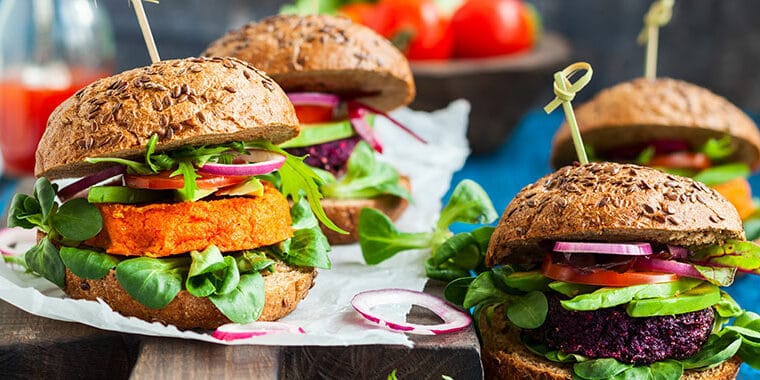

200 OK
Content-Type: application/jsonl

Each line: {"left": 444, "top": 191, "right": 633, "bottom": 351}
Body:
{"left": 294, "top": 105, "right": 335, "bottom": 124}
{"left": 125, "top": 170, "right": 249, "bottom": 190}
{"left": 648, "top": 152, "right": 711, "bottom": 170}
{"left": 541, "top": 255, "right": 678, "bottom": 286}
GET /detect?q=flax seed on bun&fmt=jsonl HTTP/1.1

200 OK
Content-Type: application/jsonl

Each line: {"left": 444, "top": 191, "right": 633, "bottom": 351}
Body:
{"left": 551, "top": 78, "right": 760, "bottom": 170}
{"left": 202, "top": 14, "right": 415, "bottom": 112}
{"left": 37, "top": 57, "right": 298, "bottom": 180}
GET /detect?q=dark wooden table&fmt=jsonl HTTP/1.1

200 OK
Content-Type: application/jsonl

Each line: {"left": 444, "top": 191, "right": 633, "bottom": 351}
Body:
{"left": 0, "top": 281, "right": 482, "bottom": 379}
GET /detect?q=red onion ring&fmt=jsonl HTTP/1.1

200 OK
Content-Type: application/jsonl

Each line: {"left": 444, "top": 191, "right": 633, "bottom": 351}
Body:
{"left": 351, "top": 288, "right": 471, "bottom": 335}
{"left": 199, "top": 150, "right": 285, "bottom": 176}
{"left": 553, "top": 241, "right": 653, "bottom": 256}
{"left": 212, "top": 321, "right": 305, "bottom": 341}
{"left": 348, "top": 104, "right": 383, "bottom": 153}
{"left": 57, "top": 166, "right": 125, "bottom": 201}
{"left": 0, "top": 227, "right": 37, "bottom": 257}
{"left": 349, "top": 101, "right": 427, "bottom": 144}
{"left": 287, "top": 92, "right": 340, "bottom": 108}
{"left": 634, "top": 257, "right": 705, "bottom": 280}
{"left": 667, "top": 245, "right": 689, "bottom": 260}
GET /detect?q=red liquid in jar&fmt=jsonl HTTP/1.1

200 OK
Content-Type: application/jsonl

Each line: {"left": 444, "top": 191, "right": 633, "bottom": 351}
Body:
{"left": 0, "top": 68, "right": 108, "bottom": 176}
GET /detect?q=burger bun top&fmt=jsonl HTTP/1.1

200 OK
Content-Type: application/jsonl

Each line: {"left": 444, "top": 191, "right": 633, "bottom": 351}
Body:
{"left": 36, "top": 57, "right": 298, "bottom": 179}
{"left": 486, "top": 162, "right": 744, "bottom": 267}
{"left": 551, "top": 78, "right": 760, "bottom": 170}
{"left": 202, "top": 14, "right": 415, "bottom": 112}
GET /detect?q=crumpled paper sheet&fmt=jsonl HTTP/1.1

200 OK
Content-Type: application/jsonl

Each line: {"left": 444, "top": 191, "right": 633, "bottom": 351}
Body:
{"left": 0, "top": 100, "right": 471, "bottom": 347}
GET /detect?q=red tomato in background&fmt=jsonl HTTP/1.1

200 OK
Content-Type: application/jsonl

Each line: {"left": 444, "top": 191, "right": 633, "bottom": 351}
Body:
{"left": 337, "top": 3, "right": 378, "bottom": 27}
{"left": 648, "top": 152, "right": 712, "bottom": 170}
{"left": 451, "top": 0, "right": 538, "bottom": 58}
{"left": 370, "top": 0, "right": 453, "bottom": 60}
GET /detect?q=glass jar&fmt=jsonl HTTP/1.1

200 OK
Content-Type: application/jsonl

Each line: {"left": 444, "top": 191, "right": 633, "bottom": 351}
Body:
{"left": 0, "top": 0, "right": 115, "bottom": 176}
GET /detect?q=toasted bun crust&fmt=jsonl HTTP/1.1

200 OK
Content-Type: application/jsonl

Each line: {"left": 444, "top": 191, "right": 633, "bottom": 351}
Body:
{"left": 551, "top": 77, "right": 760, "bottom": 170}
{"left": 64, "top": 262, "right": 316, "bottom": 330}
{"left": 321, "top": 176, "right": 410, "bottom": 245}
{"left": 36, "top": 57, "right": 299, "bottom": 179}
{"left": 202, "top": 14, "right": 415, "bottom": 112}
{"left": 486, "top": 162, "right": 744, "bottom": 267}
{"left": 479, "top": 308, "right": 742, "bottom": 380}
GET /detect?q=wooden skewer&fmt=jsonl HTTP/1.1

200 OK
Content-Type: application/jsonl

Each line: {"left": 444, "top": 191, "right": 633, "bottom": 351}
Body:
{"left": 131, "top": 0, "right": 161, "bottom": 63}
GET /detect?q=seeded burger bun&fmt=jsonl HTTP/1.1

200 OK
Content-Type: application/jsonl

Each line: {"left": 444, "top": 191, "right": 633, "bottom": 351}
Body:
{"left": 37, "top": 56, "right": 299, "bottom": 179}
{"left": 483, "top": 162, "right": 743, "bottom": 380}
{"left": 202, "top": 14, "right": 415, "bottom": 112}
{"left": 34, "top": 57, "right": 318, "bottom": 330}
{"left": 203, "top": 14, "right": 415, "bottom": 244}
{"left": 551, "top": 77, "right": 760, "bottom": 170}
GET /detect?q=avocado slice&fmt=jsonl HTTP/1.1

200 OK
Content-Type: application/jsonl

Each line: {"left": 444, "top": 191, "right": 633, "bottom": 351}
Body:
{"left": 88, "top": 186, "right": 171, "bottom": 204}
{"left": 626, "top": 282, "right": 721, "bottom": 317}
{"left": 279, "top": 114, "right": 375, "bottom": 148}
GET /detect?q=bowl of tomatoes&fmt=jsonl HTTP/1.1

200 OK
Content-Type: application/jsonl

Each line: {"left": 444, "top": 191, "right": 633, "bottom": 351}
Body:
{"left": 337, "top": 0, "right": 571, "bottom": 154}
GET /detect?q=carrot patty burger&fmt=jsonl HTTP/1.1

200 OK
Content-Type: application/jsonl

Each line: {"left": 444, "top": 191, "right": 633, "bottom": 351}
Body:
{"left": 454, "top": 162, "right": 760, "bottom": 380}
{"left": 8, "top": 57, "right": 341, "bottom": 330}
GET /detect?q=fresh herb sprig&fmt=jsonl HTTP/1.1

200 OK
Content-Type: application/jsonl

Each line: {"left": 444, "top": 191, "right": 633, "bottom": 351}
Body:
{"left": 358, "top": 179, "right": 498, "bottom": 281}
{"left": 7, "top": 178, "right": 103, "bottom": 286}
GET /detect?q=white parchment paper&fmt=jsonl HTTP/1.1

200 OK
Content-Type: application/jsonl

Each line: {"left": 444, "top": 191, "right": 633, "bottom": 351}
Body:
{"left": 0, "top": 100, "right": 471, "bottom": 347}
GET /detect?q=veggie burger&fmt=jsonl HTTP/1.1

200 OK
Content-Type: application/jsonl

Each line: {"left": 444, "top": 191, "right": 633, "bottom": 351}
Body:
{"left": 551, "top": 78, "right": 760, "bottom": 232}
{"left": 203, "top": 14, "right": 419, "bottom": 244}
{"left": 9, "top": 57, "right": 337, "bottom": 330}
{"left": 464, "top": 161, "right": 760, "bottom": 379}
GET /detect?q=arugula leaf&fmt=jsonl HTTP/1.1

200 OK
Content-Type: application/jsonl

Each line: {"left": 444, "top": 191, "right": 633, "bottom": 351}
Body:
{"left": 172, "top": 160, "right": 201, "bottom": 201}
{"left": 85, "top": 157, "right": 154, "bottom": 175}
{"left": 249, "top": 141, "right": 347, "bottom": 234}
{"left": 319, "top": 141, "right": 411, "bottom": 200}
{"left": 59, "top": 246, "right": 120, "bottom": 279}
{"left": 359, "top": 207, "right": 433, "bottom": 265}
{"left": 436, "top": 179, "right": 498, "bottom": 231}
{"left": 691, "top": 163, "right": 750, "bottom": 186}
{"left": 24, "top": 236, "right": 65, "bottom": 287}
{"left": 692, "top": 240, "right": 760, "bottom": 274}
{"left": 209, "top": 272, "right": 266, "bottom": 323}
{"left": 51, "top": 198, "right": 103, "bottom": 241}
{"left": 700, "top": 136, "right": 736, "bottom": 161}
{"left": 115, "top": 257, "right": 189, "bottom": 309}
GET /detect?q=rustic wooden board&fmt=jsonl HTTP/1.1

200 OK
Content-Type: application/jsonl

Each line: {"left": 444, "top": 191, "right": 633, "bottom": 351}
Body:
{"left": 0, "top": 281, "right": 482, "bottom": 379}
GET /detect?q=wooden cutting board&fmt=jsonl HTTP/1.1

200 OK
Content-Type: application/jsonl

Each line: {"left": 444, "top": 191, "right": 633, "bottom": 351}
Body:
{"left": 0, "top": 281, "right": 482, "bottom": 379}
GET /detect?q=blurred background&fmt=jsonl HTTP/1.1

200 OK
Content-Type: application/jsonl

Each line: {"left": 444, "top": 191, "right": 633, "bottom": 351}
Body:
{"left": 98, "top": 0, "right": 760, "bottom": 111}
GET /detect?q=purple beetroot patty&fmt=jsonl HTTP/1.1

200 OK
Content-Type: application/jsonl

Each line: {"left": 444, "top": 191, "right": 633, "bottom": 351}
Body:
{"left": 524, "top": 293, "right": 714, "bottom": 364}
{"left": 285, "top": 136, "right": 362, "bottom": 175}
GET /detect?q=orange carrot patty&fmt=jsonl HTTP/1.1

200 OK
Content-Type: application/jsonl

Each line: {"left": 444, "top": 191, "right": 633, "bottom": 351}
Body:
{"left": 86, "top": 183, "right": 293, "bottom": 257}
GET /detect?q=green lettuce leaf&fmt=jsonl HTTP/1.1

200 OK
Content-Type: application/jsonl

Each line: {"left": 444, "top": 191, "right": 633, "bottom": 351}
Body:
{"left": 209, "top": 272, "right": 266, "bottom": 324}
{"left": 692, "top": 163, "right": 750, "bottom": 186}
{"left": 59, "top": 246, "right": 120, "bottom": 279}
{"left": 115, "top": 256, "right": 189, "bottom": 309}
{"left": 319, "top": 141, "right": 411, "bottom": 200}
